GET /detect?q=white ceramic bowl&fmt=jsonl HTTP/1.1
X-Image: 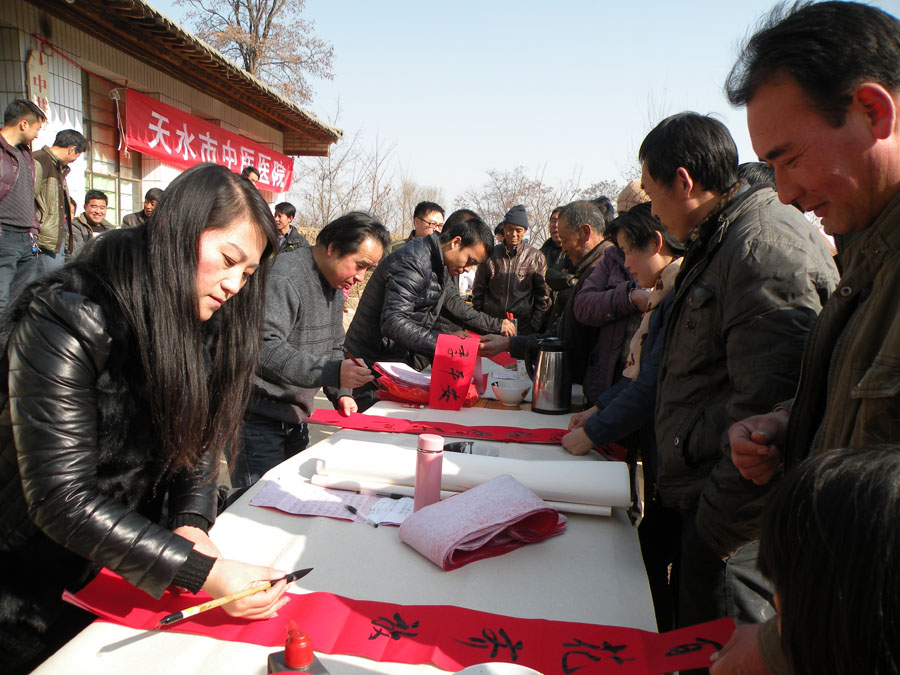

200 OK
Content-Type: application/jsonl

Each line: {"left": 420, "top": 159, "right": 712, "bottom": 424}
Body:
{"left": 491, "top": 380, "right": 530, "bottom": 406}
{"left": 455, "top": 664, "right": 544, "bottom": 674}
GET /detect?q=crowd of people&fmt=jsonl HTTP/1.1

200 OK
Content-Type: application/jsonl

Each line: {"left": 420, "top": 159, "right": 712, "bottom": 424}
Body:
{"left": 0, "top": 1, "right": 898, "bottom": 674}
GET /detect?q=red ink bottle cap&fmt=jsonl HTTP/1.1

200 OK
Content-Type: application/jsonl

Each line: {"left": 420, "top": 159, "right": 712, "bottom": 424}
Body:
{"left": 417, "top": 433, "right": 444, "bottom": 453}
{"left": 284, "top": 621, "right": 314, "bottom": 668}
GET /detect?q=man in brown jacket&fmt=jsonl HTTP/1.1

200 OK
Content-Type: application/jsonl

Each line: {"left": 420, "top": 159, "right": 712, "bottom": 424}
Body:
{"left": 33, "top": 129, "right": 87, "bottom": 271}
{"left": 711, "top": 3, "right": 900, "bottom": 673}
{"left": 472, "top": 204, "right": 548, "bottom": 334}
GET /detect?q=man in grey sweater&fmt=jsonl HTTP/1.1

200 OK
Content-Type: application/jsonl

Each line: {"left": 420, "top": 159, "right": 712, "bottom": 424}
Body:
{"left": 231, "top": 212, "right": 390, "bottom": 489}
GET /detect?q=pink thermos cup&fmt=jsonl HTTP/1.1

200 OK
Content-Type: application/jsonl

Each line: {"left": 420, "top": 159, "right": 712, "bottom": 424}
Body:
{"left": 414, "top": 433, "right": 444, "bottom": 512}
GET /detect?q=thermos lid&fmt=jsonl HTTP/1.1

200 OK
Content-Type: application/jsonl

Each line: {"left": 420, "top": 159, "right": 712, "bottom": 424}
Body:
{"left": 537, "top": 337, "right": 570, "bottom": 352}
{"left": 417, "top": 433, "right": 444, "bottom": 452}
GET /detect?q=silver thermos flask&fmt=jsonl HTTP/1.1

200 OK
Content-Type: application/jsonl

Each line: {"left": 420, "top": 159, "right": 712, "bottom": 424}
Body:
{"left": 526, "top": 337, "right": 572, "bottom": 414}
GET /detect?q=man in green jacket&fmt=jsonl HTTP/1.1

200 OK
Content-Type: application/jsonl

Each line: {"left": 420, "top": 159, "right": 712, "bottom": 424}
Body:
{"left": 33, "top": 129, "right": 86, "bottom": 272}
{"left": 711, "top": 3, "right": 900, "bottom": 673}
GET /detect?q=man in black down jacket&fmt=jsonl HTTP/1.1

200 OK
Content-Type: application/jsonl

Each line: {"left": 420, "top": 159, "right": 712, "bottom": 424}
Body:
{"left": 639, "top": 113, "right": 838, "bottom": 636}
{"left": 344, "top": 214, "right": 498, "bottom": 409}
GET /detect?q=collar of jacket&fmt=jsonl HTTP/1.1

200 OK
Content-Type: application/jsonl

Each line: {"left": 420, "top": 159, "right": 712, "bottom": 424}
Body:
{"left": 0, "top": 132, "right": 31, "bottom": 156}
{"left": 672, "top": 180, "right": 758, "bottom": 297}
{"left": 425, "top": 232, "right": 448, "bottom": 284}
{"left": 38, "top": 145, "right": 70, "bottom": 177}
{"left": 574, "top": 239, "right": 611, "bottom": 278}
{"left": 837, "top": 187, "right": 900, "bottom": 277}
{"left": 502, "top": 243, "right": 520, "bottom": 257}
{"left": 541, "top": 238, "right": 561, "bottom": 252}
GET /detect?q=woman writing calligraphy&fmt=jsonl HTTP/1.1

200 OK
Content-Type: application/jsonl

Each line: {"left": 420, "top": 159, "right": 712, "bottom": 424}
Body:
{"left": 0, "top": 164, "right": 290, "bottom": 672}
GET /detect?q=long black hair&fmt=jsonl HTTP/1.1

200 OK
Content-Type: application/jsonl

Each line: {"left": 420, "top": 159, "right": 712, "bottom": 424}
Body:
{"left": 758, "top": 447, "right": 900, "bottom": 675}
{"left": 75, "top": 164, "right": 277, "bottom": 473}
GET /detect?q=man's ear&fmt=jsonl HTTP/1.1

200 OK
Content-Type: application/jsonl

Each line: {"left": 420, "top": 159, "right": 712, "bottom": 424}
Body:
{"left": 854, "top": 82, "right": 897, "bottom": 141}
{"left": 674, "top": 167, "right": 695, "bottom": 199}
{"left": 578, "top": 223, "right": 590, "bottom": 240}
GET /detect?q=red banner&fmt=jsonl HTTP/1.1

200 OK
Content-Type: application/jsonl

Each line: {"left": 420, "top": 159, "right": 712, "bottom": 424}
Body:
{"left": 429, "top": 334, "right": 480, "bottom": 410}
{"left": 66, "top": 569, "right": 735, "bottom": 674}
{"left": 124, "top": 89, "right": 293, "bottom": 192}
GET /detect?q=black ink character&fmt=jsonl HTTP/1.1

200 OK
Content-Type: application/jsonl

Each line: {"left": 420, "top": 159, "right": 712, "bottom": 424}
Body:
{"left": 456, "top": 628, "right": 523, "bottom": 661}
{"left": 665, "top": 637, "right": 723, "bottom": 656}
{"left": 369, "top": 613, "right": 420, "bottom": 641}
{"left": 561, "top": 638, "right": 636, "bottom": 672}
{"left": 444, "top": 367, "right": 465, "bottom": 380}
{"left": 439, "top": 386, "right": 460, "bottom": 402}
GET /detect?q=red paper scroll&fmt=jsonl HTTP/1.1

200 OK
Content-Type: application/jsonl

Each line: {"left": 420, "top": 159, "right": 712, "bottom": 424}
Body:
{"left": 125, "top": 89, "right": 293, "bottom": 192}
{"left": 429, "top": 334, "right": 480, "bottom": 410}
{"left": 67, "top": 569, "right": 734, "bottom": 674}
{"left": 309, "top": 409, "right": 566, "bottom": 444}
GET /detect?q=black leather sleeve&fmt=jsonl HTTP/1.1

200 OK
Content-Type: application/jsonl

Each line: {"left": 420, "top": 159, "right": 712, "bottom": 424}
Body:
{"left": 10, "top": 290, "right": 197, "bottom": 598}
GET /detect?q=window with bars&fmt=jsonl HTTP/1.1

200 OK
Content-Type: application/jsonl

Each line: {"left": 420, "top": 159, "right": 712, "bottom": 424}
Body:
{"left": 81, "top": 72, "right": 141, "bottom": 225}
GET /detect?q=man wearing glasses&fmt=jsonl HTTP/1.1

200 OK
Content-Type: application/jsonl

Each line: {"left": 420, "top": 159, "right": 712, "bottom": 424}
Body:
{"left": 390, "top": 201, "right": 445, "bottom": 252}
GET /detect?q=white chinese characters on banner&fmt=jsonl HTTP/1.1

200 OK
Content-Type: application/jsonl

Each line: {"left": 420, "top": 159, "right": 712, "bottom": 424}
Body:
{"left": 148, "top": 112, "right": 171, "bottom": 152}
{"left": 125, "top": 88, "right": 293, "bottom": 192}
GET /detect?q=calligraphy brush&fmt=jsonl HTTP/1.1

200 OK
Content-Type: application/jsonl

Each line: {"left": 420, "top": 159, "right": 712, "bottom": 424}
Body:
{"left": 157, "top": 567, "right": 313, "bottom": 627}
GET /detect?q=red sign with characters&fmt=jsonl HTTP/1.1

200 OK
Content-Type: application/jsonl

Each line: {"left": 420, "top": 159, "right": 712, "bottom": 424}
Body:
{"left": 124, "top": 88, "right": 293, "bottom": 192}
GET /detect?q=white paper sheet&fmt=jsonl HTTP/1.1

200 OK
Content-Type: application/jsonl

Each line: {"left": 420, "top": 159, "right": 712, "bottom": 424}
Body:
{"left": 315, "top": 439, "right": 631, "bottom": 511}
{"left": 374, "top": 361, "right": 432, "bottom": 387}
{"left": 249, "top": 476, "right": 415, "bottom": 525}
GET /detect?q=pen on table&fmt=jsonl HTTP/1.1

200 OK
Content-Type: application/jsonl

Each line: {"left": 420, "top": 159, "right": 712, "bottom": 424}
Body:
{"left": 341, "top": 487, "right": 406, "bottom": 499}
{"left": 344, "top": 503, "right": 379, "bottom": 528}
{"left": 157, "top": 567, "right": 313, "bottom": 627}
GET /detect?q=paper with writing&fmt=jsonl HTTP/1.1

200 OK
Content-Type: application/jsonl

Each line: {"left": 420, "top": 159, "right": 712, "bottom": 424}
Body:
{"left": 66, "top": 569, "right": 734, "bottom": 674}
{"left": 429, "top": 334, "right": 480, "bottom": 410}
{"left": 249, "top": 477, "right": 413, "bottom": 526}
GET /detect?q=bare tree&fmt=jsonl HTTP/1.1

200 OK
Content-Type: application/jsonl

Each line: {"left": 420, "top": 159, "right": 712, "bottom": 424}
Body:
{"left": 577, "top": 179, "right": 624, "bottom": 203}
{"left": 456, "top": 166, "right": 586, "bottom": 246}
{"left": 179, "top": 0, "right": 333, "bottom": 104}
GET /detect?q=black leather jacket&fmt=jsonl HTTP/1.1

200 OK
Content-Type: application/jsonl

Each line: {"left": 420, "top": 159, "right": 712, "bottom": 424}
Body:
{"left": 472, "top": 242, "right": 549, "bottom": 332}
{"left": 0, "top": 271, "right": 217, "bottom": 656}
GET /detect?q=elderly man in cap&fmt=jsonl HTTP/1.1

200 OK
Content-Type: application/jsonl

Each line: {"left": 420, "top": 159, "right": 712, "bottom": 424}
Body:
{"left": 472, "top": 204, "right": 549, "bottom": 334}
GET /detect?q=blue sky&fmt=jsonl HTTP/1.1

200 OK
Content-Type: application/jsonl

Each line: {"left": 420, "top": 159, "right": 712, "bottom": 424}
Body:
{"left": 153, "top": 0, "right": 898, "bottom": 202}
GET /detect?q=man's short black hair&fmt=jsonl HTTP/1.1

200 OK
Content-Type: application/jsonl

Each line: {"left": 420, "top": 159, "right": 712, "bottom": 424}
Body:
{"left": 413, "top": 201, "right": 444, "bottom": 220}
{"left": 439, "top": 213, "right": 494, "bottom": 256}
{"left": 494, "top": 222, "right": 505, "bottom": 236}
{"left": 241, "top": 166, "right": 259, "bottom": 179}
{"left": 84, "top": 189, "right": 108, "bottom": 205}
{"left": 145, "top": 188, "right": 164, "bottom": 202}
{"left": 639, "top": 112, "right": 739, "bottom": 195}
{"left": 559, "top": 200, "right": 606, "bottom": 237}
{"left": 3, "top": 99, "right": 46, "bottom": 127}
{"left": 53, "top": 129, "right": 88, "bottom": 153}
{"left": 444, "top": 209, "right": 479, "bottom": 231}
{"left": 726, "top": 1, "right": 900, "bottom": 128}
{"left": 738, "top": 161, "right": 776, "bottom": 186}
{"left": 316, "top": 211, "right": 390, "bottom": 256}
{"left": 274, "top": 201, "right": 296, "bottom": 219}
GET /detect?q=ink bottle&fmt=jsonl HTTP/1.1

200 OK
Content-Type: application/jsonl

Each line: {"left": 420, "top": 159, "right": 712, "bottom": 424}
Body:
{"left": 267, "top": 621, "right": 330, "bottom": 674}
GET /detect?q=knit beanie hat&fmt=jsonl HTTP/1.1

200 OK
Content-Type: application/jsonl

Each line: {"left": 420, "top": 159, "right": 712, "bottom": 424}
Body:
{"left": 616, "top": 179, "right": 650, "bottom": 214}
{"left": 502, "top": 204, "right": 529, "bottom": 229}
